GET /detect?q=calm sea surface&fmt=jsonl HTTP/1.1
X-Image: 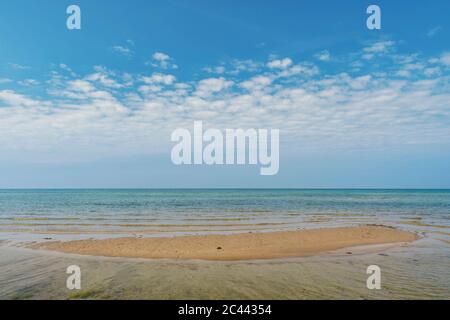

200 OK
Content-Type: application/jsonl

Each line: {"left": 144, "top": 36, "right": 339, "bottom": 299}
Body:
{"left": 0, "top": 189, "right": 449, "bottom": 237}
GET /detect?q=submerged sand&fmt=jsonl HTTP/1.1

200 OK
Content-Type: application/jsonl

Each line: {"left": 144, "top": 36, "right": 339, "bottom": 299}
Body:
{"left": 31, "top": 226, "right": 417, "bottom": 261}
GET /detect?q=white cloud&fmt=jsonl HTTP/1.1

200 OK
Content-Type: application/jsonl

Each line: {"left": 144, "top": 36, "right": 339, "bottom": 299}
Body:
{"left": 230, "top": 59, "right": 262, "bottom": 74}
{"left": 68, "top": 80, "right": 95, "bottom": 93}
{"left": 19, "top": 79, "right": 40, "bottom": 86}
{"left": 267, "top": 58, "right": 293, "bottom": 69}
{"left": 85, "top": 69, "right": 124, "bottom": 89}
{"left": 8, "top": 63, "right": 30, "bottom": 70}
{"left": 153, "top": 52, "right": 170, "bottom": 62}
{"left": 315, "top": 50, "right": 331, "bottom": 61}
{"left": 0, "top": 78, "right": 12, "bottom": 84}
{"left": 396, "top": 70, "right": 411, "bottom": 77}
{"left": 203, "top": 66, "right": 226, "bottom": 74}
{"left": 240, "top": 75, "right": 272, "bottom": 91}
{"left": 364, "top": 41, "right": 395, "bottom": 53}
{"left": 195, "top": 77, "right": 233, "bottom": 97}
{"left": 0, "top": 90, "right": 47, "bottom": 107}
{"left": 59, "top": 63, "right": 76, "bottom": 77}
{"left": 427, "top": 26, "right": 442, "bottom": 37}
{"left": 150, "top": 52, "right": 177, "bottom": 69}
{"left": 348, "top": 75, "right": 372, "bottom": 89}
{"left": 141, "top": 73, "right": 176, "bottom": 85}
{"left": 113, "top": 45, "right": 133, "bottom": 57}
{"left": 1, "top": 44, "right": 450, "bottom": 163}
{"left": 138, "top": 85, "right": 162, "bottom": 94}
{"left": 424, "top": 67, "right": 440, "bottom": 77}
{"left": 440, "top": 52, "right": 450, "bottom": 66}
{"left": 278, "top": 63, "right": 319, "bottom": 78}
{"left": 362, "top": 41, "right": 395, "bottom": 60}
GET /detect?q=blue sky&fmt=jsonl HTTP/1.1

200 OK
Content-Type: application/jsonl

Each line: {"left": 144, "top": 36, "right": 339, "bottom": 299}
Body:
{"left": 0, "top": 0, "right": 450, "bottom": 188}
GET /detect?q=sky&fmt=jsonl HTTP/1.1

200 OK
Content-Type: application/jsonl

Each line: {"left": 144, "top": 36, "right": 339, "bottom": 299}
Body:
{"left": 0, "top": 0, "right": 450, "bottom": 188}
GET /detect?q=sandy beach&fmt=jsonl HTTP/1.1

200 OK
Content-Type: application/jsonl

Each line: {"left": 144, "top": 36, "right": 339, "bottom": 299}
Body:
{"left": 32, "top": 225, "right": 418, "bottom": 261}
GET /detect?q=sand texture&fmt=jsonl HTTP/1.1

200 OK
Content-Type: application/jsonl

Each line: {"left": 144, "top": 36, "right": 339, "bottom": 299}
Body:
{"left": 32, "top": 226, "right": 418, "bottom": 261}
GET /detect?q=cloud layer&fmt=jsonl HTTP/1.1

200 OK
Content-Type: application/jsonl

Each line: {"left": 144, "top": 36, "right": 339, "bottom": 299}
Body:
{"left": 1, "top": 42, "right": 450, "bottom": 163}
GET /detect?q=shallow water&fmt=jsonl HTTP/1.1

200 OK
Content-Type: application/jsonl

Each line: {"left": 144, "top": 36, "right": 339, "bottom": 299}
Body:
{"left": 0, "top": 189, "right": 449, "bottom": 299}
{"left": 0, "top": 237, "right": 448, "bottom": 300}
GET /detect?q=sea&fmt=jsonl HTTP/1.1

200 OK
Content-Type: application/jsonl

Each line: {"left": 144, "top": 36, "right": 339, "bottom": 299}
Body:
{"left": 0, "top": 189, "right": 448, "bottom": 299}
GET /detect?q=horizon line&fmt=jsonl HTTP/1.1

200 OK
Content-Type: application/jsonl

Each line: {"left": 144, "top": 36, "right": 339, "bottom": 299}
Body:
{"left": 1, "top": 187, "right": 449, "bottom": 191}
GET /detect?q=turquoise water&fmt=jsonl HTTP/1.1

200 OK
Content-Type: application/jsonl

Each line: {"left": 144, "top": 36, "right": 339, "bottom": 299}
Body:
{"left": 0, "top": 189, "right": 449, "bottom": 237}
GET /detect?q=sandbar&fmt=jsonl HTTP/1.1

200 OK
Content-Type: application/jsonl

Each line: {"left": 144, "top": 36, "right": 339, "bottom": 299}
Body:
{"left": 31, "top": 225, "right": 417, "bottom": 261}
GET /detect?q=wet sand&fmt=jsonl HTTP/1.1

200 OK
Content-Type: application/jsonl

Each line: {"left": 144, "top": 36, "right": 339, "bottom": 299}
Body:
{"left": 31, "top": 225, "right": 418, "bottom": 261}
